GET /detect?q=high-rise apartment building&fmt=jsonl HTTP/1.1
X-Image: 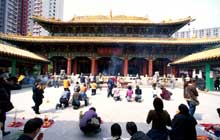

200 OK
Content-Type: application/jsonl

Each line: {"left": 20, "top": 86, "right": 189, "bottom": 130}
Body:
{"left": 173, "top": 27, "right": 220, "bottom": 38}
{"left": 32, "top": 0, "right": 43, "bottom": 35}
{"left": 18, "top": 0, "right": 29, "bottom": 35}
{"left": 31, "top": 0, "right": 63, "bottom": 36}
{"left": 0, "top": 0, "right": 29, "bottom": 35}
{"left": 0, "top": 0, "right": 6, "bottom": 33}
{"left": 0, "top": 0, "right": 19, "bottom": 34}
{"left": 0, "top": 0, "right": 64, "bottom": 36}
{"left": 45, "top": 0, "right": 63, "bottom": 19}
{"left": 27, "top": 0, "right": 35, "bottom": 34}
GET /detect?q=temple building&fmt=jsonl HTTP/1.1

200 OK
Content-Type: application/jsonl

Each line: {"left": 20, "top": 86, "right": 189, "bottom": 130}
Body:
{"left": 0, "top": 15, "right": 220, "bottom": 77}
{"left": 0, "top": 42, "right": 48, "bottom": 75}
{"left": 171, "top": 47, "right": 220, "bottom": 91}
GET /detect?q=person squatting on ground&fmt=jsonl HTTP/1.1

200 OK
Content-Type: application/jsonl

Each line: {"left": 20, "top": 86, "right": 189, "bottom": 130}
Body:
{"left": 170, "top": 104, "right": 197, "bottom": 140}
{"left": 126, "top": 86, "right": 133, "bottom": 102}
{"left": 110, "top": 123, "right": 123, "bottom": 140}
{"left": 184, "top": 79, "right": 199, "bottom": 116}
{"left": 16, "top": 118, "right": 43, "bottom": 140}
{"left": 90, "top": 81, "right": 97, "bottom": 96}
{"left": 146, "top": 97, "right": 171, "bottom": 140}
{"left": 0, "top": 73, "right": 21, "bottom": 136}
{"left": 71, "top": 86, "right": 82, "bottom": 109}
{"left": 135, "top": 85, "right": 142, "bottom": 102}
{"left": 32, "top": 80, "right": 44, "bottom": 114}
{"left": 79, "top": 107, "right": 101, "bottom": 134}
{"left": 126, "top": 121, "right": 151, "bottom": 140}
{"left": 160, "top": 86, "right": 172, "bottom": 101}
{"left": 56, "top": 89, "right": 71, "bottom": 109}
{"left": 74, "top": 82, "right": 80, "bottom": 92}
{"left": 112, "top": 85, "right": 121, "bottom": 101}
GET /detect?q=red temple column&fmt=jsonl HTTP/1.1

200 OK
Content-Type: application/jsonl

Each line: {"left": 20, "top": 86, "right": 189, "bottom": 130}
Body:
{"left": 123, "top": 57, "right": 128, "bottom": 76}
{"left": 73, "top": 59, "right": 77, "bottom": 74}
{"left": 163, "top": 64, "right": 167, "bottom": 76}
{"left": 91, "top": 57, "right": 96, "bottom": 75}
{"left": 172, "top": 66, "right": 177, "bottom": 77}
{"left": 95, "top": 61, "right": 98, "bottom": 75}
{"left": 43, "top": 64, "right": 48, "bottom": 74}
{"left": 143, "top": 60, "right": 147, "bottom": 75}
{"left": 148, "top": 58, "right": 153, "bottom": 77}
{"left": 42, "top": 54, "right": 48, "bottom": 74}
{"left": 53, "top": 61, "right": 57, "bottom": 74}
{"left": 67, "top": 58, "right": 72, "bottom": 75}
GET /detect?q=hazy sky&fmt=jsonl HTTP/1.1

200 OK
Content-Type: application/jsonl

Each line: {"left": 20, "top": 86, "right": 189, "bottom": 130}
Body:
{"left": 63, "top": 0, "right": 220, "bottom": 30}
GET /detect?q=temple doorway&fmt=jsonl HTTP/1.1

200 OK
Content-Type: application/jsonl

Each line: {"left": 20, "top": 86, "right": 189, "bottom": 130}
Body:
{"left": 75, "top": 57, "right": 91, "bottom": 75}
{"left": 97, "top": 57, "right": 123, "bottom": 76}
{"left": 51, "top": 56, "right": 67, "bottom": 74}
{"left": 153, "top": 58, "right": 171, "bottom": 76}
{"left": 128, "top": 58, "right": 146, "bottom": 75}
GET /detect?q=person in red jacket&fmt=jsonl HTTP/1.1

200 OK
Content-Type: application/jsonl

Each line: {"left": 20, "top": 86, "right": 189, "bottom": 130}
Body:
{"left": 160, "top": 86, "right": 172, "bottom": 100}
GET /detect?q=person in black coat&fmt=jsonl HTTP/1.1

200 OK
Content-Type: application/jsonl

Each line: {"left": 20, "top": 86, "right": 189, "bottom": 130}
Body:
{"left": 0, "top": 73, "right": 21, "bottom": 136}
{"left": 107, "top": 77, "right": 114, "bottom": 97}
{"left": 135, "top": 85, "right": 142, "bottom": 102}
{"left": 32, "top": 80, "right": 44, "bottom": 114}
{"left": 16, "top": 118, "right": 43, "bottom": 140}
{"left": 126, "top": 121, "right": 151, "bottom": 140}
{"left": 170, "top": 104, "right": 197, "bottom": 140}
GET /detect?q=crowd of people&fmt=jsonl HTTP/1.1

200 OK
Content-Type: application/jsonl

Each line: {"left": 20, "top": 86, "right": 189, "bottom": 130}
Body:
{"left": 79, "top": 97, "right": 198, "bottom": 140}
{"left": 1, "top": 70, "right": 220, "bottom": 140}
{"left": 14, "top": 97, "right": 199, "bottom": 140}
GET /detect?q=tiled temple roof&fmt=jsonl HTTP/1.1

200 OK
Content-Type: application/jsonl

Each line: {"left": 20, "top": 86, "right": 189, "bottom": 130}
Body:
{"left": 0, "top": 43, "right": 49, "bottom": 62}
{"left": 32, "top": 15, "right": 194, "bottom": 25}
{"left": 1, "top": 34, "right": 220, "bottom": 45}
{"left": 172, "top": 47, "right": 220, "bottom": 65}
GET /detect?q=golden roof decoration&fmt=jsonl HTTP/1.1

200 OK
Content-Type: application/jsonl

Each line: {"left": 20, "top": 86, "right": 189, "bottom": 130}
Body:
{"left": 71, "top": 15, "right": 151, "bottom": 22}
{"left": 0, "top": 43, "right": 49, "bottom": 62}
{"left": 161, "top": 16, "right": 193, "bottom": 23}
{"left": 0, "top": 33, "right": 220, "bottom": 45}
{"left": 172, "top": 47, "right": 220, "bottom": 65}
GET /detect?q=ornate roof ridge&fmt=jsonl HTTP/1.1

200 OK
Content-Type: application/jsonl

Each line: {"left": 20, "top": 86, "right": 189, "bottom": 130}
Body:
{"left": 71, "top": 15, "right": 150, "bottom": 22}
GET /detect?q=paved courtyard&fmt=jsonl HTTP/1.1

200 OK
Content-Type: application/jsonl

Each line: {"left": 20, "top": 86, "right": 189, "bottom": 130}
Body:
{"left": 4, "top": 84, "right": 220, "bottom": 140}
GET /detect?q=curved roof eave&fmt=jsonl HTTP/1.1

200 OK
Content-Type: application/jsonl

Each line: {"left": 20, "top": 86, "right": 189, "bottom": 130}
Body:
{"left": 0, "top": 43, "right": 49, "bottom": 63}
{"left": 171, "top": 47, "right": 220, "bottom": 65}
{"left": 1, "top": 34, "right": 220, "bottom": 45}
